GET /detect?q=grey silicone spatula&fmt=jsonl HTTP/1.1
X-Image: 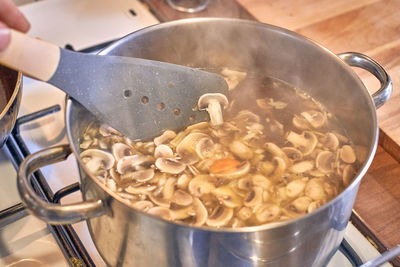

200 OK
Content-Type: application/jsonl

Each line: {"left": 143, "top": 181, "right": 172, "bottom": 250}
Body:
{"left": 0, "top": 30, "right": 228, "bottom": 140}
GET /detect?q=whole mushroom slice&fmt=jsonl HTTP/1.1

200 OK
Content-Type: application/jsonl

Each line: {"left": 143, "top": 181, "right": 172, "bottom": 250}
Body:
{"left": 154, "top": 130, "right": 177, "bottom": 146}
{"left": 148, "top": 192, "right": 171, "bottom": 208}
{"left": 125, "top": 185, "right": 157, "bottom": 195}
{"left": 162, "top": 177, "right": 177, "bottom": 200}
{"left": 206, "top": 206, "right": 234, "bottom": 227}
{"left": 264, "top": 143, "right": 289, "bottom": 164}
{"left": 286, "top": 131, "right": 318, "bottom": 156}
{"left": 112, "top": 143, "right": 134, "bottom": 161}
{"left": 116, "top": 155, "right": 154, "bottom": 174}
{"left": 80, "top": 149, "right": 115, "bottom": 174}
{"left": 213, "top": 186, "right": 242, "bottom": 208}
{"left": 192, "top": 197, "right": 208, "bottom": 226}
{"left": 300, "top": 110, "right": 326, "bottom": 129}
{"left": 252, "top": 174, "right": 272, "bottom": 190}
{"left": 267, "top": 157, "right": 287, "bottom": 181}
{"left": 198, "top": 93, "right": 229, "bottom": 126}
{"left": 155, "top": 158, "right": 186, "bottom": 174}
{"left": 148, "top": 206, "right": 171, "bottom": 221}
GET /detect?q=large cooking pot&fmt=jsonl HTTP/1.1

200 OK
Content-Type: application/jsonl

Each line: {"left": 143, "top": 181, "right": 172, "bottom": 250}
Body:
{"left": 17, "top": 18, "right": 392, "bottom": 266}
{"left": 0, "top": 65, "right": 22, "bottom": 147}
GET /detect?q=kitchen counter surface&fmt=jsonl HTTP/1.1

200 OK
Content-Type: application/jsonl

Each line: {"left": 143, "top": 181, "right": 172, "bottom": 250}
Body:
{"left": 143, "top": 0, "right": 400, "bottom": 264}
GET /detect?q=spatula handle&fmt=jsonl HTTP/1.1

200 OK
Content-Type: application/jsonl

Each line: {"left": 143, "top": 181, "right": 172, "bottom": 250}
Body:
{"left": 0, "top": 29, "right": 60, "bottom": 81}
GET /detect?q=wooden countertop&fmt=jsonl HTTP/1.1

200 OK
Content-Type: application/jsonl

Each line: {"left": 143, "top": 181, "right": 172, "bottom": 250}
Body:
{"left": 143, "top": 0, "right": 400, "bottom": 264}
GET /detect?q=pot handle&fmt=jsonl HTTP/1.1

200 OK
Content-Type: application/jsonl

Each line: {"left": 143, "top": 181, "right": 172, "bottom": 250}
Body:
{"left": 17, "top": 144, "right": 105, "bottom": 224}
{"left": 338, "top": 52, "right": 392, "bottom": 109}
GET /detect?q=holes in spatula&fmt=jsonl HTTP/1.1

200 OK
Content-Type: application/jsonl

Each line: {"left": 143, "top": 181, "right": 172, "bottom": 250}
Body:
{"left": 141, "top": 96, "right": 149, "bottom": 104}
{"left": 189, "top": 115, "right": 195, "bottom": 121}
{"left": 157, "top": 103, "right": 165, "bottom": 110}
{"left": 123, "top": 90, "right": 133, "bottom": 98}
{"left": 173, "top": 108, "right": 181, "bottom": 116}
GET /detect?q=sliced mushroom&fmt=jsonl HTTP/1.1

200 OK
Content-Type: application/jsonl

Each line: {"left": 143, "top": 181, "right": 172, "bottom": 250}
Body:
{"left": 148, "top": 193, "right": 170, "bottom": 208}
{"left": 120, "top": 169, "right": 155, "bottom": 182}
{"left": 342, "top": 164, "right": 356, "bottom": 186}
{"left": 321, "top": 133, "right": 339, "bottom": 151}
{"left": 237, "top": 177, "right": 253, "bottom": 190}
{"left": 177, "top": 173, "right": 192, "bottom": 190}
{"left": 264, "top": 143, "right": 289, "bottom": 163}
{"left": 132, "top": 200, "right": 154, "bottom": 212}
{"left": 300, "top": 110, "right": 326, "bottom": 129}
{"left": 112, "top": 143, "right": 134, "bottom": 161}
{"left": 229, "top": 140, "right": 253, "bottom": 160}
{"left": 154, "top": 144, "right": 174, "bottom": 158}
{"left": 307, "top": 201, "right": 321, "bottom": 213}
{"left": 170, "top": 206, "right": 193, "bottom": 220}
{"left": 162, "top": 177, "right": 177, "bottom": 200}
{"left": 220, "top": 68, "right": 246, "bottom": 90}
{"left": 188, "top": 175, "right": 216, "bottom": 197}
{"left": 116, "top": 155, "right": 153, "bottom": 174}
{"left": 154, "top": 130, "right": 177, "bottom": 146}
{"left": 195, "top": 137, "right": 215, "bottom": 159}
{"left": 256, "top": 97, "right": 287, "bottom": 110}
{"left": 198, "top": 93, "right": 229, "bottom": 126}
{"left": 125, "top": 185, "right": 156, "bottom": 195}
{"left": 80, "top": 149, "right": 115, "bottom": 174}
{"left": 99, "top": 124, "right": 121, "bottom": 136}
{"left": 316, "top": 151, "right": 334, "bottom": 173}
{"left": 237, "top": 206, "right": 252, "bottom": 220}
{"left": 340, "top": 145, "right": 356, "bottom": 163}
{"left": 234, "top": 110, "right": 260, "bottom": 123}
{"left": 155, "top": 158, "right": 186, "bottom": 174}
{"left": 305, "top": 179, "right": 326, "bottom": 201}
{"left": 268, "top": 157, "right": 286, "bottom": 181}
{"left": 252, "top": 174, "right": 272, "bottom": 190}
{"left": 290, "top": 161, "right": 314, "bottom": 173}
{"left": 148, "top": 206, "right": 171, "bottom": 220}
{"left": 243, "top": 187, "right": 263, "bottom": 207}
{"left": 291, "top": 196, "right": 313, "bottom": 212}
{"left": 286, "top": 131, "right": 318, "bottom": 156}
{"left": 176, "top": 132, "right": 209, "bottom": 164}
{"left": 292, "top": 114, "right": 311, "bottom": 130}
{"left": 171, "top": 189, "right": 193, "bottom": 206}
{"left": 192, "top": 197, "right": 208, "bottom": 226}
{"left": 254, "top": 203, "right": 280, "bottom": 223}
{"left": 286, "top": 178, "right": 308, "bottom": 198}
{"left": 206, "top": 206, "right": 233, "bottom": 227}
{"left": 282, "top": 147, "right": 303, "bottom": 161}
{"left": 213, "top": 186, "right": 242, "bottom": 208}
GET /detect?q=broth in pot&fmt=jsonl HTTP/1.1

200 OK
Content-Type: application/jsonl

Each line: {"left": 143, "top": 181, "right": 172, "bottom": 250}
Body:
{"left": 79, "top": 69, "right": 361, "bottom": 228}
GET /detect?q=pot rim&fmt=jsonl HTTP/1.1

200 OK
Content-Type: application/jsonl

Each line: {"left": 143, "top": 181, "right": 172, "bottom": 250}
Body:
{"left": 67, "top": 17, "right": 379, "bottom": 233}
{"left": 0, "top": 70, "right": 22, "bottom": 120}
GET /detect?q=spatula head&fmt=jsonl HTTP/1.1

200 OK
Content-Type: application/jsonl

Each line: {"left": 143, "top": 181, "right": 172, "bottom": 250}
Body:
{"left": 49, "top": 49, "right": 229, "bottom": 140}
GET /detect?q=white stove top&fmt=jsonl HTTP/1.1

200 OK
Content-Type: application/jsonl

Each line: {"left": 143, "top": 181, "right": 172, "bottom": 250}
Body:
{"left": 0, "top": 0, "right": 391, "bottom": 266}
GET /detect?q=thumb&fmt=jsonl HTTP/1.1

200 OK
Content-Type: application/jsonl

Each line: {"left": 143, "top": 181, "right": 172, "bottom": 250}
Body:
{"left": 0, "top": 23, "right": 11, "bottom": 52}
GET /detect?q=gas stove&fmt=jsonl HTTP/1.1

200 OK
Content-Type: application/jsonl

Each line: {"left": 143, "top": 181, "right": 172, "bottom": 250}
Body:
{"left": 0, "top": 0, "right": 392, "bottom": 266}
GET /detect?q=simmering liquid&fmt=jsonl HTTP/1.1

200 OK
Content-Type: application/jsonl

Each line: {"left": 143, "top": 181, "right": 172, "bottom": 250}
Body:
{"left": 79, "top": 70, "right": 361, "bottom": 228}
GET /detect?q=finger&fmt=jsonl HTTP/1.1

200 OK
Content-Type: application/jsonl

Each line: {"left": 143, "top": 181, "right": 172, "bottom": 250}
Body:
{"left": 0, "top": 0, "right": 30, "bottom": 32}
{"left": 0, "top": 22, "right": 11, "bottom": 51}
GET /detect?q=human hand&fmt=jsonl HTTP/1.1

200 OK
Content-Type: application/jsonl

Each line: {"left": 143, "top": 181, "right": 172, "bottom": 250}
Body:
{"left": 0, "top": 0, "right": 30, "bottom": 51}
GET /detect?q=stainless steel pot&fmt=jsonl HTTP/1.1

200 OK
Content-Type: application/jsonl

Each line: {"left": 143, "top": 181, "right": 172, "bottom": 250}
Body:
{"left": 0, "top": 65, "right": 22, "bottom": 147}
{"left": 17, "top": 18, "right": 392, "bottom": 267}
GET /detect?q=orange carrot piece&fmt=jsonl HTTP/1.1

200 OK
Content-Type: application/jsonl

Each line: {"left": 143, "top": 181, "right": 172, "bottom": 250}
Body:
{"left": 210, "top": 158, "right": 240, "bottom": 174}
